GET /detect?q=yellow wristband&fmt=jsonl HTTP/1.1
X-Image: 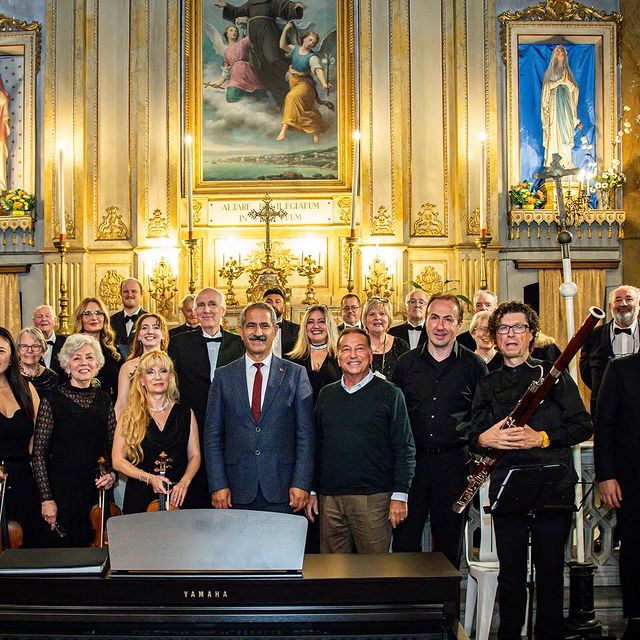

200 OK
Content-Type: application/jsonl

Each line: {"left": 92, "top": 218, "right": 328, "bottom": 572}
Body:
{"left": 540, "top": 431, "right": 550, "bottom": 448}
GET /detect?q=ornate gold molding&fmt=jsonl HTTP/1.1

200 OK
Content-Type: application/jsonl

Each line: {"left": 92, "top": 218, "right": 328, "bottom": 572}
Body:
{"left": 498, "top": 0, "right": 623, "bottom": 64}
{"left": 98, "top": 270, "right": 125, "bottom": 311}
{"left": 467, "top": 206, "right": 480, "bottom": 235}
{"left": 337, "top": 196, "right": 351, "bottom": 224}
{"left": 414, "top": 266, "right": 444, "bottom": 296}
{"left": 370, "top": 205, "right": 394, "bottom": 236}
{"left": 97, "top": 205, "right": 128, "bottom": 240}
{"left": 0, "top": 13, "right": 42, "bottom": 71}
{"left": 412, "top": 203, "right": 445, "bottom": 237}
{"left": 147, "top": 208, "right": 170, "bottom": 238}
{"left": 0, "top": 213, "right": 35, "bottom": 246}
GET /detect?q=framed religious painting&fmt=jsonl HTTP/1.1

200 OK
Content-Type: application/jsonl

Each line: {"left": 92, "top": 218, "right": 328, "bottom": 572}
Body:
{"left": 501, "top": 3, "right": 620, "bottom": 190}
{"left": 184, "top": 0, "right": 356, "bottom": 197}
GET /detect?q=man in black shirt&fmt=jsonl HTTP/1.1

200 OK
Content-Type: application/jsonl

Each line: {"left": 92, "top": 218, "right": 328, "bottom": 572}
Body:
{"left": 392, "top": 294, "right": 487, "bottom": 567}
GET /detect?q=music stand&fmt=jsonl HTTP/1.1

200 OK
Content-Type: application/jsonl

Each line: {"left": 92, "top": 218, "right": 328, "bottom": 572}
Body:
{"left": 489, "top": 463, "right": 568, "bottom": 640}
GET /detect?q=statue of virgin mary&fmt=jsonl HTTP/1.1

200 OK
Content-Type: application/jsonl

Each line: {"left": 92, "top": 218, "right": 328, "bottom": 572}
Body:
{"left": 541, "top": 45, "right": 581, "bottom": 169}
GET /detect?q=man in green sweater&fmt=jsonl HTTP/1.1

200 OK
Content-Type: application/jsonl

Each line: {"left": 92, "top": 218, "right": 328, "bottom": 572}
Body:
{"left": 307, "top": 328, "right": 416, "bottom": 553}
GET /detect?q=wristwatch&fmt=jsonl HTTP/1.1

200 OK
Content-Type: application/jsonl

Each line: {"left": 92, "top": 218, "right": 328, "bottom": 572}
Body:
{"left": 540, "top": 431, "right": 551, "bottom": 448}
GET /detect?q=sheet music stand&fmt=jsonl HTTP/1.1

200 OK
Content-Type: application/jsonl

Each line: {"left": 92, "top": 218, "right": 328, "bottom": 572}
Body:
{"left": 489, "top": 463, "right": 569, "bottom": 640}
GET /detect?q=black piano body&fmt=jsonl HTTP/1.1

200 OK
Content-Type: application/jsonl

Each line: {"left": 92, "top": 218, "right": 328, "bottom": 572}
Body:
{"left": 0, "top": 552, "right": 464, "bottom": 638}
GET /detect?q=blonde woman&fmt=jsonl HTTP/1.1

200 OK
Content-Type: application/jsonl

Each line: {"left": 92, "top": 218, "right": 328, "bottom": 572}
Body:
{"left": 469, "top": 310, "right": 497, "bottom": 365}
{"left": 112, "top": 351, "right": 200, "bottom": 513}
{"left": 114, "top": 313, "right": 169, "bottom": 418}
{"left": 288, "top": 305, "right": 341, "bottom": 403}
{"left": 363, "top": 297, "right": 409, "bottom": 380}
{"left": 73, "top": 297, "right": 121, "bottom": 402}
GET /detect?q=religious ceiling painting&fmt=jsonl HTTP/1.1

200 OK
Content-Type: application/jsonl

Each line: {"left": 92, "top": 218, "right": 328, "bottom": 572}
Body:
{"left": 500, "top": 1, "right": 620, "bottom": 193}
{"left": 186, "top": 0, "right": 355, "bottom": 197}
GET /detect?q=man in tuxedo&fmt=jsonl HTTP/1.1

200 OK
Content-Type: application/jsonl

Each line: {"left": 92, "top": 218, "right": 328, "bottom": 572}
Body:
{"left": 595, "top": 353, "right": 640, "bottom": 639}
{"left": 389, "top": 289, "right": 428, "bottom": 349}
{"left": 169, "top": 294, "right": 199, "bottom": 338}
{"left": 168, "top": 287, "right": 244, "bottom": 508}
{"left": 204, "top": 302, "right": 314, "bottom": 514}
{"left": 110, "top": 278, "right": 146, "bottom": 358}
{"left": 33, "top": 304, "right": 66, "bottom": 376}
{"left": 263, "top": 288, "right": 299, "bottom": 358}
{"left": 580, "top": 285, "right": 639, "bottom": 415}
{"left": 456, "top": 289, "right": 497, "bottom": 351}
{"left": 337, "top": 294, "right": 362, "bottom": 331}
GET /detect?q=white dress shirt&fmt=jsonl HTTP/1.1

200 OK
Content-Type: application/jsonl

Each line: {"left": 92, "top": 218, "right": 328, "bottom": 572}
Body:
{"left": 42, "top": 332, "right": 56, "bottom": 368}
{"left": 611, "top": 319, "right": 639, "bottom": 358}
{"left": 244, "top": 353, "right": 273, "bottom": 410}
{"left": 203, "top": 328, "right": 223, "bottom": 381}
{"left": 406, "top": 323, "right": 424, "bottom": 350}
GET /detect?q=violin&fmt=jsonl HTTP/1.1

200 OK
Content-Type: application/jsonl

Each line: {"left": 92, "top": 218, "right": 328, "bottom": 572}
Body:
{"left": 146, "top": 451, "right": 178, "bottom": 512}
{"left": 89, "top": 456, "right": 121, "bottom": 548}
{"left": 0, "top": 462, "right": 23, "bottom": 552}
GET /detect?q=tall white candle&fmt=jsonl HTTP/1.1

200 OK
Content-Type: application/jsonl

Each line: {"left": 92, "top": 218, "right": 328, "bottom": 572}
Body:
{"left": 57, "top": 146, "right": 65, "bottom": 238}
{"left": 350, "top": 131, "right": 360, "bottom": 234}
{"left": 185, "top": 135, "right": 194, "bottom": 238}
{"left": 479, "top": 132, "right": 487, "bottom": 237}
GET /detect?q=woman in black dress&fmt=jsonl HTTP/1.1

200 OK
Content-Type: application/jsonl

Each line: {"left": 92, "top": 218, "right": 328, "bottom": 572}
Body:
{"left": 287, "top": 305, "right": 341, "bottom": 403}
{"left": 72, "top": 297, "right": 122, "bottom": 402}
{"left": 363, "top": 297, "right": 409, "bottom": 380}
{"left": 112, "top": 350, "right": 200, "bottom": 513}
{"left": 16, "top": 327, "right": 58, "bottom": 397}
{"left": 0, "top": 327, "right": 40, "bottom": 547}
{"left": 32, "top": 333, "right": 116, "bottom": 547}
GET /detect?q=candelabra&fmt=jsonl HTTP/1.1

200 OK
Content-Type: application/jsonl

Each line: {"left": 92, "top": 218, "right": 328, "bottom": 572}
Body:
{"left": 53, "top": 238, "right": 71, "bottom": 335}
{"left": 474, "top": 234, "right": 492, "bottom": 290}
{"left": 345, "top": 234, "right": 359, "bottom": 293}
{"left": 218, "top": 257, "right": 245, "bottom": 306}
{"left": 297, "top": 255, "right": 323, "bottom": 305}
{"left": 183, "top": 237, "right": 198, "bottom": 295}
{"left": 148, "top": 258, "right": 178, "bottom": 316}
{"left": 363, "top": 257, "right": 394, "bottom": 299}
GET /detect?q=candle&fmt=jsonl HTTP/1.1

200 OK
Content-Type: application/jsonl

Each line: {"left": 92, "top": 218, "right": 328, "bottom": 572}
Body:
{"left": 479, "top": 132, "right": 487, "bottom": 237}
{"left": 350, "top": 131, "right": 360, "bottom": 234}
{"left": 57, "top": 146, "right": 65, "bottom": 239}
{"left": 185, "top": 135, "right": 194, "bottom": 239}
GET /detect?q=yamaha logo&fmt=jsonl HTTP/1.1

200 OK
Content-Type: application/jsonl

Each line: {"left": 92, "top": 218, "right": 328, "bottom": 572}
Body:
{"left": 183, "top": 589, "right": 229, "bottom": 599}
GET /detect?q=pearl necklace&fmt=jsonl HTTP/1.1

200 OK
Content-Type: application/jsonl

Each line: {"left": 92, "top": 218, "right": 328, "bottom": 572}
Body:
{"left": 148, "top": 399, "right": 170, "bottom": 413}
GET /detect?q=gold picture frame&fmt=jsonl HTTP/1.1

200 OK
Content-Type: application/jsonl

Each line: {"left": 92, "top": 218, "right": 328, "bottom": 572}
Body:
{"left": 184, "top": 0, "right": 356, "bottom": 199}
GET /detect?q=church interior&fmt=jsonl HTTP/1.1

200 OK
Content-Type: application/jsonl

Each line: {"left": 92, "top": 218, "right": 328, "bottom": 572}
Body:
{"left": 0, "top": 0, "right": 638, "bottom": 636}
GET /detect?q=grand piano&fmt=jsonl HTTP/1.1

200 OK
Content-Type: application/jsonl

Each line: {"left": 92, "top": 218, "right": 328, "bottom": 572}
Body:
{"left": 0, "top": 511, "right": 465, "bottom": 638}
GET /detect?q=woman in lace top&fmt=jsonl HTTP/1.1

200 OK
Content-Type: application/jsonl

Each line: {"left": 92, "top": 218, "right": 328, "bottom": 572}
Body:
{"left": 16, "top": 327, "right": 58, "bottom": 397}
{"left": 114, "top": 313, "right": 169, "bottom": 418}
{"left": 32, "top": 333, "right": 116, "bottom": 547}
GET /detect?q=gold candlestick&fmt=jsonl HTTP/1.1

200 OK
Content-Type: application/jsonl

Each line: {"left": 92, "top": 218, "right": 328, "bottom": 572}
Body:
{"left": 363, "top": 257, "right": 394, "bottom": 299}
{"left": 297, "top": 255, "right": 322, "bottom": 305}
{"left": 183, "top": 237, "right": 198, "bottom": 295}
{"left": 474, "top": 234, "right": 492, "bottom": 290}
{"left": 218, "top": 257, "right": 245, "bottom": 306}
{"left": 148, "top": 258, "right": 178, "bottom": 316}
{"left": 346, "top": 233, "right": 359, "bottom": 293}
{"left": 53, "top": 238, "right": 71, "bottom": 335}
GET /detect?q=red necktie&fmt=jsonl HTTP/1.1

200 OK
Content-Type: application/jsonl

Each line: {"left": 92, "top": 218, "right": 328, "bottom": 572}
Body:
{"left": 251, "top": 363, "right": 263, "bottom": 423}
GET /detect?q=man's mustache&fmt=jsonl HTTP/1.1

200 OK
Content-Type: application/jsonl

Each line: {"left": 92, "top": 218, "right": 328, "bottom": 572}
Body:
{"left": 248, "top": 335, "right": 267, "bottom": 342}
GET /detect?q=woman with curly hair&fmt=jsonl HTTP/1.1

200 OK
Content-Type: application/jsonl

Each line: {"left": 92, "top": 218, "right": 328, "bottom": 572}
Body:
{"left": 73, "top": 297, "right": 121, "bottom": 402}
{"left": 112, "top": 351, "right": 200, "bottom": 513}
{"left": 114, "top": 313, "right": 169, "bottom": 418}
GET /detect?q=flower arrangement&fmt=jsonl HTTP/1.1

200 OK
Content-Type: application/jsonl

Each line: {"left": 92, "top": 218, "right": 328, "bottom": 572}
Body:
{"left": 508, "top": 181, "right": 545, "bottom": 208}
{"left": 595, "top": 160, "right": 626, "bottom": 192}
{"left": 0, "top": 188, "right": 36, "bottom": 213}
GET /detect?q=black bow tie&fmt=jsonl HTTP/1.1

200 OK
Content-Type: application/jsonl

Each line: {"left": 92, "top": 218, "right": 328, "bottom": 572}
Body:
{"left": 46, "top": 340, "right": 55, "bottom": 346}
{"left": 614, "top": 327, "right": 632, "bottom": 336}
{"left": 407, "top": 324, "right": 423, "bottom": 331}
{"left": 124, "top": 313, "right": 139, "bottom": 324}
{"left": 203, "top": 336, "right": 222, "bottom": 343}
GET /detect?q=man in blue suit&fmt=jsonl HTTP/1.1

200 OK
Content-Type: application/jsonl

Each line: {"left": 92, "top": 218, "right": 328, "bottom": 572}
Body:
{"left": 204, "top": 302, "right": 315, "bottom": 514}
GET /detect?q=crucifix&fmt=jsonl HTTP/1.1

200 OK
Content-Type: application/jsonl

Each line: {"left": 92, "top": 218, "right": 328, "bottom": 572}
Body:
{"left": 247, "top": 195, "right": 288, "bottom": 267}
{"left": 535, "top": 153, "right": 586, "bottom": 567}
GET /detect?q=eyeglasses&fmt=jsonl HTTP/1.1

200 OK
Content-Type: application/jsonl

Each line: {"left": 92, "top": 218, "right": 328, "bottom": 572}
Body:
{"left": 342, "top": 305, "right": 360, "bottom": 311}
{"left": 408, "top": 299, "right": 427, "bottom": 306}
{"left": 18, "top": 344, "right": 43, "bottom": 352}
{"left": 81, "top": 310, "right": 105, "bottom": 318}
{"left": 496, "top": 323, "right": 530, "bottom": 335}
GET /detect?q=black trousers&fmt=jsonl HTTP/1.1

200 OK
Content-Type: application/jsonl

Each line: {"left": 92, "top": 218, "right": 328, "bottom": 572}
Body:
{"left": 493, "top": 508, "right": 572, "bottom": 640}
{"left": 392, "top": 448, "right": 466, "bottom": 568}
{"left": 618, "top": 480, "right": 640, "bottom": 619}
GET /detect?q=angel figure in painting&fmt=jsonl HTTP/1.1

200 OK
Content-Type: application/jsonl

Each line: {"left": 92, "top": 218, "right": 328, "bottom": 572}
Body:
{"left": 541, "top": 45, "right": 581, "bottom": 169}
{"left": 205, "top": 22, "right": 267, "bottom": 103}
{"left": 0, "top": 75, "right": 10, "bottom": 192}
{"left": 277, "top": 22, "right": 333, "bottom": 144}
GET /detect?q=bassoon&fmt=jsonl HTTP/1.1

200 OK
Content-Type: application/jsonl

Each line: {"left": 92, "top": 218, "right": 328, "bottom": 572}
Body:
{"left": 452, "top": 306, "right": 605, "bottom": 514}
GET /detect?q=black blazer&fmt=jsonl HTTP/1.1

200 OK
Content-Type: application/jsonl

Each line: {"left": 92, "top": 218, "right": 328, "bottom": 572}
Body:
{"left": 111, "top": 308, "right": 147, "bottom": 359}
{"left": 42, "top": 334, "right": 66, "bottom": 377}
{"left": 594, "top": 353, "right": 640, "bottom": 487}
{"left": 388, "top": 322, "right": 427, "bottom": 349}
{"left": 167, "top": 329, "right": 245, "bottom": 429}
{"left": 279, "top": 318, "right": 300, "bottom": 357}
{"left": 579, "top": 321, "right": 614, "bottom": 415}
{"left": 169, "top": 323, "right": 199, "bottom": 339}
{"left": 456, "top": 330, "right": 476, "bottom": 352}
